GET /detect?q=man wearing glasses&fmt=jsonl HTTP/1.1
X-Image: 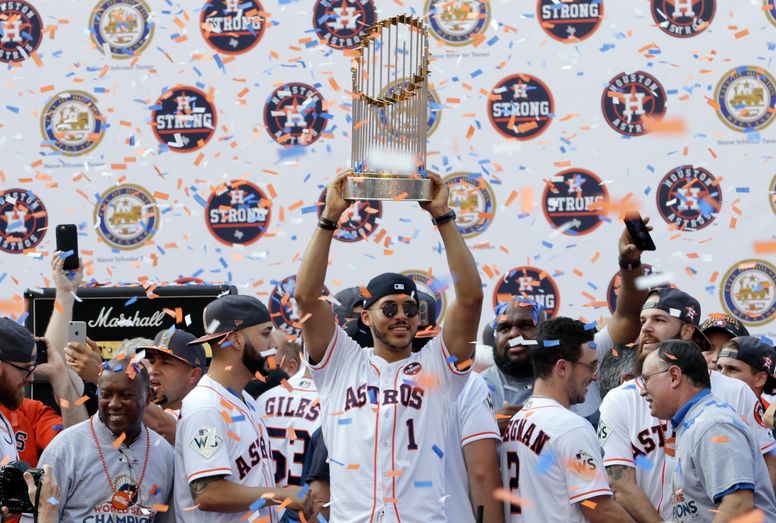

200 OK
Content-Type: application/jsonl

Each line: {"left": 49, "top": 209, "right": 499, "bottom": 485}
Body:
{"left": 0, "top": 317, "right": 37, "bottom": 463}
{"left": 295, "top": 171, "right": 483, "bottom": 522}
{"left": 639, "top": 340, "right": 776, "bottom": 522}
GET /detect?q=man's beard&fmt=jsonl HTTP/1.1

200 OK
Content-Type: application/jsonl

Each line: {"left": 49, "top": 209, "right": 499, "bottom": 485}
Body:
{"left": 372, "top": 325, "right": 413, "bottom": 353}
{"left": 241, "top": 338, "right": 266, "bottom": 376}
{"left": 493, "top": 346, "right": 534, "bottom": 379}
{"left": 0, "top": 380, "right": 24, "bottom": 410}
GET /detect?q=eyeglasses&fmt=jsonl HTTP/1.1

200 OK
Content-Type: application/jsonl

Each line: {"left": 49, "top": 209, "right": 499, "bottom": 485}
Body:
{"left": 637, "top": 368, "right": 671, "bottom": 388}
{"left": 374, "top": 301, "right": 419, "bottom": 319}
{"left": 3, "top": 360, "right": 37, "bottom": 380}
{"left": 570, "top": 360, "right": 599, "bottom": 374}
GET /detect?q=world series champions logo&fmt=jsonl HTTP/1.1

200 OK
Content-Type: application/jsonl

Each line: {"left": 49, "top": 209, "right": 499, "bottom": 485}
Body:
{"left": 444, "top": 172, "right": 495, "bottom": 239}
{"left": 200, "top": 0, "right": 267, "bottom": 55}
{"left": 0, "top": 188, "right": 47, "bottom": 253}
{"left": 317, "top": 189, "right": 381, "bottom": 243}
{"left": 714, "top": 66, "right": 776, "bottom": 133}
{"left": 264, "top": 83, "right": 328, "bottom": 146}
{"left": 537, "top": 0, "right": 603, "bottom": 43}
{"left": 425, "top": 0, "right": 490, "bottom": 46}
{"left": 656, "top": 165, "right": 722, "bottom": 231}
{"left": 650, "top": 0, "right": 715, "bottom": 38}
{"left": 0, "top": 0, "right": 43, "bottom": 63}
{"left": 206, "top": 181, "right": 272, "bottom": 247}
{"left": 40, "top": 90, "right": 106, "bottom": 156}
{"left": 493, "top": 266, "right": 560, "bottom": 318}
{"left": 488, "top": 74, "right": 554, "bottom": 140}
{"left": 151, "top": 86, "right": 217, "bottom": 152}
{"left": 89, "top": 0, "right": 154, "bottom": 58}
{"left": 602, "top": 71, "right": 667, "bottom": 136}
{"left": 94, "top": 184, "right": 159, "bottom": 250}
{"left": 269, "top": 275, "right": 330, "bottom": 336}
{"left": 312, "top": 0, "right": 376, "bottom": 50}
{"left": 541, "top": 168, "right": 608, "bottom": 236}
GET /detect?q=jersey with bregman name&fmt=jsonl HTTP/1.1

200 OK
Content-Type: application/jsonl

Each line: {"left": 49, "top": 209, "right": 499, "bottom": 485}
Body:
{"left": 256, "top": 369, "right": 321, "bottom": 487}
{"left": 444, "top": 372, "right": 500, "bottom": 523}
{"left": 175, "top": 375, "right": 276, "bottom": 523}
{"left": 501, "top": 396, "right": 612, "bottom": 523}
{"left": 598, "top": 370, "right": 776, "bottom": 520}
{"left": 308, "top": 324, "right": 471, "bottom": 523}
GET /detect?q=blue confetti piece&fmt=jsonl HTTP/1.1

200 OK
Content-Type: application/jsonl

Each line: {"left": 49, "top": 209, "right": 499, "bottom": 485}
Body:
{"left": 52, "top": 424, "right": 64, "bottom": 432}
{"left": 543, "top": 339, "right": 560, "bottom": 347}
{"left": 542, "top": 241, "right": 553, "bottom": 248}
{"left": 125, "top": 296, "right": 138, "bottom": 307}
{"left": 432, "top": 444, "right": 444, "bottom": 458}
{"left": 600, "top": 43, "right": 615, "bottom": 52}
{"left": 535, "top": 449, "right": 556, "bottom": 473}
{"left": 317, "top": 514, "right": 329, "bottom": 523}
{"left": 414, "top": 481, "right": 433, "bottom": 488}
{"left": 6, "top": 105, "right": 20, "bottom": 113}
{"left": 231, "top": 415, "right": 246, "bottom": 422}
{"left": 338, "top": 418, "right": 353, "bottom": 425}
{"left": 735, "top": 187, "right": 750, "bottom": 193}
{"left": 584, "top": 322, "right": 597, "bottom": 331}
{"left": 249, "top": 497, "right": 267, "bottom": 511}
{"left": 446, "top": 355, "right": 458, "bottom": 364}
{"left": 634, "top": 455, "right": 653, "bottom": 470}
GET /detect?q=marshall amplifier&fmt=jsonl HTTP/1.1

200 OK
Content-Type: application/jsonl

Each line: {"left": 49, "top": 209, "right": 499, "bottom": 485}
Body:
{"left": 23, "top": 284, "right": 237, "bottom": 404}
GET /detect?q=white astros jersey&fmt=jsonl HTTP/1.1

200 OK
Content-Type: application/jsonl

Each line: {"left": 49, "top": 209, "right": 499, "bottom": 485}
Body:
{"left": 598, "top": 370, "right": 776, "bottom": 520}
{"left": 444, "top": 372, "right": 500, "bottom": 523}
{"left": 0, "top": 411, "right": 17, "bottom": 462}
{"left": 175, "top": 375, "right": 276, "bottom": 523}
{"left": 256, "top": 369, "right": 321, "bottom": 487}
{"left": 308, "top": 325, "right": 470, "bottom": 523}
{"left": 501, "top": 396, "right": 612, "bottom": 523}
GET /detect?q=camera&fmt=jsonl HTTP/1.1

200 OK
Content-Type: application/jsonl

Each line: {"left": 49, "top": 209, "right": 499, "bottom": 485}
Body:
{"left": 0, "top": 461, "right": 43, "bottom": 513}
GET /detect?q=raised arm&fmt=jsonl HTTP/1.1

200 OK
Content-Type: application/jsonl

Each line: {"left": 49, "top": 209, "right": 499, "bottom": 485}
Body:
{"left": 420, "top": 173, "right": 483, "bottom": 362}
{"left": 295, "top": 171, "right": 352, "bottom": 364}
{"left": 45, "top": 253, "right": 83, "bottom": 362}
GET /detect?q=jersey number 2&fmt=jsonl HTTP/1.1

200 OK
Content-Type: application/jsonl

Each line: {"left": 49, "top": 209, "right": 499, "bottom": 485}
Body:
{"left": 506, "top": 451, "right": 521, "bottom": 514}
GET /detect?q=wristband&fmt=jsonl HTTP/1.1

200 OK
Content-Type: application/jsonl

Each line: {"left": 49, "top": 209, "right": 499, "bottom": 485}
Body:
{"left": 317, "top": 217, "right": 338, "bottom": 231}
{"left": 432, "top": 210, "right": 456, "bottom": 226}
{"left": 618, "top": 258, "right": 642, "bottom": 271}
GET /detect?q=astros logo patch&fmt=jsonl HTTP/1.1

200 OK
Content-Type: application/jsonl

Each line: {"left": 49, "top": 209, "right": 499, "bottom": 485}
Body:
{"left": 41, "top": 90, "right": 105, "bottom": 156}
{"left": 0, "top": 0, "right": 42, "bottom": 63}
{"left": 401, "top": 270, "right": 447, "bottom": 324}
{"left": 207, "top": 181, "right": 272, "bottom": 247}
{"left": 721, "top": 260, "right": 776, "bottom": 327}
{"left": 269, "top": 275, "right": 330, "bottom": 336}
{"left": 151, "top": 86, "right": 216, "bottom": 152}
{"left": 542, "top": 168, "right": 608, "bottom": 236}
{"left": 656, "top": 165, "right": 721, "bottom": 231}
{"left": 714, "top": 66, "right": 776, "bottom": 133}
{"left": 493, "top": 266, "right": 559, "bottom": 318}
{"left": 200, "top": 0, "right": 266, "bottom": 55}
{"left": 264, "top": 83, "right": 328, "bottom": 146}
{"left": 607, "top": 264, "right": 654, "bottom": 314}
{"left": 317, "top": 189, "right": 381, "bottom": 243}
{"left": 95, "top": 184, "right": 159, "bottom": 250}
{"left": 650, "top": 0, "right": 715, "bottom": 38}
{"left": 444, "top": 172, "right": 495, "bottom": 239}
{"left": 488, "top": 74, "right": 554, "bottom": 140}
{"left": 602, "top": 71, "right": 667, "bottom": 136}
{"left": 537, "top": 0, "right": 603, "bottom": 43}
{"left": 770, "top": 174, "right": 776, "bottom": 216}
{"left": 425, "top": 0, "right": 489, "bottom": 46}
{"left": 0, "top": 188, "right": 47, "bottom": 253}
{"left": 312, "top": 0, "right": 375, "bottom": 50}
{"left": 90, "top": 0, "right": 154, "bottom": 58}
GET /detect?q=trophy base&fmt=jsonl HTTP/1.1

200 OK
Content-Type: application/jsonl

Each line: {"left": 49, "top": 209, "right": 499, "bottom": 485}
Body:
{"left": 343, "top": 175, "right": 432, "bottom": 201}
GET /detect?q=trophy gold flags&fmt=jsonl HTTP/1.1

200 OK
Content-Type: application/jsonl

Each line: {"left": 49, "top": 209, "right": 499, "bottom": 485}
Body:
{"left": 344, "top": 15, "right": 433, "bottom": 201}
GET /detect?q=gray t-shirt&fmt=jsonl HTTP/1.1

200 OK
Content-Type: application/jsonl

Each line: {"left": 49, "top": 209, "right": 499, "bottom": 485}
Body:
{"left": 37, "top": 416, "right": 174, "bottom": 522}
{"left": 672, "top": 391, "right": 776, "bottom": 522}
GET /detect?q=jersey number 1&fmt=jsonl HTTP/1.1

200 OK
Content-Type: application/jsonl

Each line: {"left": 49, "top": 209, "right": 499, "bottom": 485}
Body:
{"left": 406, "top": 419, "right": 418, "bottom": 450}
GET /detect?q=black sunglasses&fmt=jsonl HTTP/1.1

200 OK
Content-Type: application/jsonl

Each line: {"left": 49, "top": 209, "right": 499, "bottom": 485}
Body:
{"left": 374, "top": 301, "right": 419, "bottom": 319}
{"left": 4, "top": 360, "right": 37, "bottom": 380}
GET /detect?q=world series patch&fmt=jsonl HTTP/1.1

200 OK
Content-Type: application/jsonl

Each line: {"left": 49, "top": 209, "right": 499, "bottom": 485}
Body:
{"left": 444, "top": 172, "right": 495, "bottom": 239}
{"left": 714, "top": 66, "right": 776, "bottom": 133}
{"left": 151, "top": 85, "right": 216, "bottom": 152}
{"left": 95, "top": 184, "right": 159, "bottom": 250}
{"left": 312, "top": 0, "right": 375, "bottom": 50}
{"left": 401, "top": 269, "right": 447, "bottom": 324}
{"left": 269, "top": 275, "right": 330, "bottom": 336}
{"left": 650, "top": 0, "right": 715, "bottom": 38}
{"left": 656, "top": 165, "right": 721, "bottom": 231}
{"left": 264, "top": 83, "right": 328, "bottom": 146}
{"left": 721, "top": 259, "right": 776, "bottom": 327}
{"left": 542, "top": 168, "right": 608, "bottom": 236}
{"left": 537, "top": 0, "right": 603, "bottom": 43}
{"left": 200, "top": 0, "right": 266, "bottom": 55}
{"left": 41, "top": 90, "right": 106, "bottom": 156}
{"left": 317, "top": 189, "right": 381, "bottom": 243}
{"left": 602, "top": 71, "right": 667, "bottom": 136}
{"left": 425, "top": 0, "right": 490, "bottom": 46}
{"left": 0, "top": 188, "right": 47, "bottom": 253}
{"left": 89, "top": 0, "right": 154, "bottom": 58}
{"left": 493, "top": 266, "right": 559, "bottom": 318}
{"left": 0, "top": 0, "right": 42, "bottom": 63}
{"left": 206, "top": 181, "right": 272, "bottom": 247}
{"left": 488, "top": 74, "right": 554, "bottom": 140}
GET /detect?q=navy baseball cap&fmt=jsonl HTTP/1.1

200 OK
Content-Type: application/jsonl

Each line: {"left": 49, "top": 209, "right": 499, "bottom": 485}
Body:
{"left": 415, "top": 291, "right": 439, "bottom": 338}
{"left": 701, "top": 314, "right": 749, "bottom": 339}
{"left": 332, "top": 287, "right": 364, "bottom": 324}
{"left": 0, "top": 318, "right": 35, "bottom": 363}
{"left": 642, "top": 288, "right": 711, "bottom": 351}
{"left": 362, "top": 273, "right": 418, "bottom": 310}
{"left": 719, "top": 336, "right": 776, "bottom": 393}
{"left": 140, "top": 328, "right": 206, "bottom": 372}
{"left": 190, "top": 294, "right": 271, "bottom": 345}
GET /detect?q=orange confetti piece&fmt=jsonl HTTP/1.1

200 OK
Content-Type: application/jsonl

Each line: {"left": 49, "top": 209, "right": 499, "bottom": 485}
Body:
{"left": 75, "top": 395, "right": 89, "bottom": 406}
{"left": 711, "top": 435, "right": 729, "bottom": 443}
{"left": 112, "top": 432, "right": 126, "bottom": 449}
{"left": 754, "top": 241, "right": 776, "bottom": 254}
{"left": 581, "top": 500, "right": 597, "bottom": 509}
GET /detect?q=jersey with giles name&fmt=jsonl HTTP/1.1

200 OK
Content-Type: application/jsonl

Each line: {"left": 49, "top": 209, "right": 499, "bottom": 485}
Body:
{"left": 598, "top": 370, "right": 776, "bottom": 520}
{"left": 0, "top": 410, "right": 18, "bottom": 463}
{"left": 308, "top": 325, "right": 471, "bottom": 523}
{"left": 444, "top": 372, "right": 500, "bottom": 523}
{"left": 501, "top": 396, "right": 611, "bottom": 523}
{"left": 175, "top": 375, "right": 276, "bottom": 523}
{"left": 255, "top": 370, "right": 321, "bottom": 487}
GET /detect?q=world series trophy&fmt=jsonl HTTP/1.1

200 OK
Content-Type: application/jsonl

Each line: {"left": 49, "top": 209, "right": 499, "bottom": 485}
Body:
{"left": 344, "top": 15, "right": 433, "bottom": 201}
